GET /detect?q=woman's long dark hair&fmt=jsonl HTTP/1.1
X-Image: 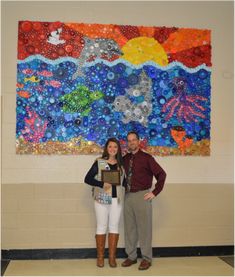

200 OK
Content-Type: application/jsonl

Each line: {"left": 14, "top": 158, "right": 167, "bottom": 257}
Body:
{"left": 102, "top": 137, "right": 123, "bottom": 173}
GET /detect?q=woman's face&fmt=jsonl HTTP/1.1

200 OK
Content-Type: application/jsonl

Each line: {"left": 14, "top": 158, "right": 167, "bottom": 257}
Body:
{"left": 107, "top": 141, "right": 118, "bottom": 157}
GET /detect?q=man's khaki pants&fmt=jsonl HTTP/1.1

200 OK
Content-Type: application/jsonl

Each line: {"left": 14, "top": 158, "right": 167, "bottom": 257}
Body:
{"left": 124, "top": 190, "right": 152, "bottom": 262}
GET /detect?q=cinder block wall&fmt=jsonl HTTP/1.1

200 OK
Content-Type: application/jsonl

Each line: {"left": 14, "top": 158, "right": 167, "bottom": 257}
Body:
{"left": 1, "top": 1, "right": 234, "bottom": 250}
{"left": 1, "top": 183, "right": 233, "bottom": 249}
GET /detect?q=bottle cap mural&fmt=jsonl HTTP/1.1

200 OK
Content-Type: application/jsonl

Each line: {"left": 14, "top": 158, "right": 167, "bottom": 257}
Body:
{"left": 16, "top": 21, "right": 211, "bottom": 156}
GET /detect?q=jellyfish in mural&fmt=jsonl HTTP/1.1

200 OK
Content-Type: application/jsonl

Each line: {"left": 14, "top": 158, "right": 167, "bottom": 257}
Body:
{"left": 162, "top": 77, "right": 207, "bottom": 122}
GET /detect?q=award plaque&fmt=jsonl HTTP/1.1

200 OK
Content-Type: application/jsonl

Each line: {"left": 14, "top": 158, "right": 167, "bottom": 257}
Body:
{"left": 101, "top": 170, "right": 120, "bottom": 186}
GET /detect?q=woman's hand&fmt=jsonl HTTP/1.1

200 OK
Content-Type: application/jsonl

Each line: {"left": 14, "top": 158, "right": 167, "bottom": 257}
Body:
{"left": 103, "top": 182, "right": 112, "bottom": 192}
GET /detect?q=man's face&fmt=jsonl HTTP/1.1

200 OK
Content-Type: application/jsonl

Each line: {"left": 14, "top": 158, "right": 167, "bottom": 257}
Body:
{"left": 127, "top": 134, "right": 140, "bottom": 153}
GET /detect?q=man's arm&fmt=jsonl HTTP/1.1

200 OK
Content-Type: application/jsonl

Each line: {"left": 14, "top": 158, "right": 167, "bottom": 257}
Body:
{"left": 148, "top": 156, "right": 167, "bottom": 197}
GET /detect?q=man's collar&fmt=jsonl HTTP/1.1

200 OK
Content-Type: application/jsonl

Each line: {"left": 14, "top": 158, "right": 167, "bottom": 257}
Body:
{"left": 131, "top": 148, "right": 141, "bottom": 156}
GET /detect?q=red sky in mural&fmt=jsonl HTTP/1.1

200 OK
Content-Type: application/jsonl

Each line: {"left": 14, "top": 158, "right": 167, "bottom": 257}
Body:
{"left": 18, "top": 21, "right": 211, "bottom": 68}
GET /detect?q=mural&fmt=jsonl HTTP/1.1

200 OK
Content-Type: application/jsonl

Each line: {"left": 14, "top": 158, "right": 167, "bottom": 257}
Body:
{"left": 16, "top": 21, "right": 211, "bottom": 155}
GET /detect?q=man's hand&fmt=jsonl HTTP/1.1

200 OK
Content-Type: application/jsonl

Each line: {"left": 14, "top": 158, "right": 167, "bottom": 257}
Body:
{"left": 144, "top": 192, "right": 155, "bottom": 201}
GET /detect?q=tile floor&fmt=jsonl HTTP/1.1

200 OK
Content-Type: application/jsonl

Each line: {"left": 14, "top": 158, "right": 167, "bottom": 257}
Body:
{"left": 3, "top": 256, "right": 234, "bottom": 276}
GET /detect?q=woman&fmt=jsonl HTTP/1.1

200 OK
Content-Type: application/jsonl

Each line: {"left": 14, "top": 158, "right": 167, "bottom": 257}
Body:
{"left": 84, "top": 138, "right": 126, "bottom": 268}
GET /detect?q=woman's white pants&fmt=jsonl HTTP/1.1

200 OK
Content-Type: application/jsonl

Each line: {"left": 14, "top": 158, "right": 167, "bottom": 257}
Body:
{"left": 94, "top": 198, "right": 122, "bottom": 234}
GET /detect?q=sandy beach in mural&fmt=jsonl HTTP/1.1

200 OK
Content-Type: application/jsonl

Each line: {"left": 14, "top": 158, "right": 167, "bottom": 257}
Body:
{"left": 16, "top": 137, "right": 210, "bottom": 156}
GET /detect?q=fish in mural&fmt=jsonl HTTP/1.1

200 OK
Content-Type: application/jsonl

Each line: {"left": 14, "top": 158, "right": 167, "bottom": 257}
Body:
{"left": 171, "top": 126, "right": 194, "bottom": 154}
{"left": 72, "top": 37, "right": 123, "bottom": 79}
{"left": 113, "top": 96, "right": 152, "bottom": 126}
{"left": 22, "top": 69, "right": 34, "bottom": 75}
{"left": 16, "top": 83, "right": 24, "bottom": 88}
{"left": 113, "top": 71, "right": 152, "bottom": 126}
{"left": 17, "top": 90, "right": 31, "bottom": 98}
{"left": 45, "top": 80, "right": 61, "bottom": 88}
{"left": 37, "top": 70, "right": 53, "bottom": 77}
{"left": 60, "top": 85, "right": 104, "bottom": 116}
{"left": 126, "top": 71, "right": 152, "bottom": 101}
{"left": 24, "top": 76, "right": 40, "bottom": 83}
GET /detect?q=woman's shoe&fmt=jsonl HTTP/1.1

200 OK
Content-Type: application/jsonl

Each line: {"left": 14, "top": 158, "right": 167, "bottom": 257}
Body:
{"left": 108, "top": 233, "right": 119, "bottom": 267}
{"left": 95, "top": 234, "right": 106, "bottom": 267}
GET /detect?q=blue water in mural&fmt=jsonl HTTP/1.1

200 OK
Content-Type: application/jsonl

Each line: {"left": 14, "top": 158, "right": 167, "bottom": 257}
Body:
{"left": 16, "top": 56, "right": 211, "bottom": 148}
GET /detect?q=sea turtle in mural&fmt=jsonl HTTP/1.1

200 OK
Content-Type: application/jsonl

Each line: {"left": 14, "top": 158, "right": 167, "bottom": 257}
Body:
{"left": 60, "top": 85, "right": 103, "bottom": 116}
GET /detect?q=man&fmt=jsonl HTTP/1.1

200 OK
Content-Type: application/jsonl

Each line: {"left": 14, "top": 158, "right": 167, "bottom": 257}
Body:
{"left": 122, "top": 131, "right": 167, "bottom": 270}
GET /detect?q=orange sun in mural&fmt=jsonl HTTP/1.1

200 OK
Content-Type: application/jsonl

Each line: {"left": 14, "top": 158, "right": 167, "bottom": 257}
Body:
{"left": 121, "top": 37, "right": 169, "bottom": 66}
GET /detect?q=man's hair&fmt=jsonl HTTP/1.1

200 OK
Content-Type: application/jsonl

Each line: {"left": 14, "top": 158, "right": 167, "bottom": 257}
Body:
{"left": 127, "top": 131, "right": 139, "bottom": 140}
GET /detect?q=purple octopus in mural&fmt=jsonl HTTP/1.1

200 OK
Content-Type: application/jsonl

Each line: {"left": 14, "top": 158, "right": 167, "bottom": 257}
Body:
{"left": 162, "top": 77, "right": 207, "bottom": 122}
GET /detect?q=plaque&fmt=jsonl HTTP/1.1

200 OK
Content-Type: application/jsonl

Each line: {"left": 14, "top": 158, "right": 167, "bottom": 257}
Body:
{"left": 101, "top": 170, "right": 120, "bottom": 186}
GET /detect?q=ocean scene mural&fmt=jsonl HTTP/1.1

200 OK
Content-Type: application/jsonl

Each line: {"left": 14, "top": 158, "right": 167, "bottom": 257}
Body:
{"left": 16, "top": 21, "right": 211, "bottom": 155}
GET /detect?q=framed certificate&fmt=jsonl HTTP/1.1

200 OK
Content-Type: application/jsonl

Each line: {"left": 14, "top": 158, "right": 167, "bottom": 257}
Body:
{"left": 101, "top": 170, "right": 120, "bottom": 186}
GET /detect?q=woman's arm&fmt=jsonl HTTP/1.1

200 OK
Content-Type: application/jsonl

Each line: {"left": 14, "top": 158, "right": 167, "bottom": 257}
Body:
{"left": 84, "top": 161, "right": 104, "bottom": 188}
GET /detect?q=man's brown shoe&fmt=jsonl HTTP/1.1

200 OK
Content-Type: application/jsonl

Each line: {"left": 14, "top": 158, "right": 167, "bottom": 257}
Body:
{"left": 138, "top": 259, "right": 151, "bottom": 270}
{"left": 121, "top": 258, "right": 137, "bottom": 267}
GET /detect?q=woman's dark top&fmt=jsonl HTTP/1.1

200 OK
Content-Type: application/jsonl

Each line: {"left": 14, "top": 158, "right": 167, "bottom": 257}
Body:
{"left": 84, "top": 161, "right": 126, "bottom": 198}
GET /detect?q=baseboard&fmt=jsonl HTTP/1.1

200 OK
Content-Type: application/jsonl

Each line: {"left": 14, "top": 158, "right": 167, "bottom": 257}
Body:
{"left": 2, "top": 246, "right": 234, "bottom": 260}
{"left": 1, "top": 260, "right": 10, "bottom": 276}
